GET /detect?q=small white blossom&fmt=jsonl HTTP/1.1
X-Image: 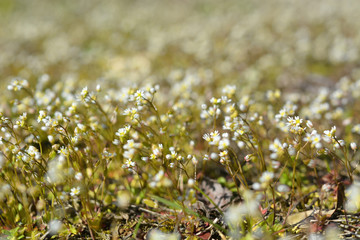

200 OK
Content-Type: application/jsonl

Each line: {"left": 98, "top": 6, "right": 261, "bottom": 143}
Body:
{"left": 70, "top": 187, "right": 80, "bottom": 196}
{"left": 350, "top": 142, "right": 357, "bottom": 151}
{"left": 259, "top": 171, "right": 274, "bottom": 184}
{"left": 75, "top": 172, "right": 83, "bottom": 181}
{"left": 345, "top": 182, "right": 360, "bottom": 212}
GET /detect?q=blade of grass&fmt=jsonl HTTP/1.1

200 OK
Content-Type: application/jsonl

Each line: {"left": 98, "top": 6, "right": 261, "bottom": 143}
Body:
{"left": 151, "top": 194, "right": 182, "bottom": 210}
{"left": 132, "top": 212, "right": 144, "bottom": 239}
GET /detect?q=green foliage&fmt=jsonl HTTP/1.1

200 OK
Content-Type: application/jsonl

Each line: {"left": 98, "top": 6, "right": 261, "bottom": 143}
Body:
{"left": 0, "top": 0, "right": 360, "bottom": 239}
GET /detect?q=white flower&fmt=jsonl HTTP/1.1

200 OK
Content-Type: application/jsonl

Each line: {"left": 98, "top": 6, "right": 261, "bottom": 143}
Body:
{"left": 58, "top": 146, "right": 69, "bottom": 157}
{"left": 269, "top": 138, "right": 283, "bottom": 153}
{"left": 277, "top": 184, "right": 290, "bottom": 193}
{"left": 7, "top": 78, "right": 29, "bottom": 91}
{"left": 304, "top": 130, "right": 322, "bottom": 149}
{"left": 112, "top": 139, "right": 120, "bottom": 145}
{"left": 75, "top": 172, "right": 83, "bottom": 181}
{"left": 77, "top": 123, "right": 86, "bottom": 131}
{"left": 222, "top": 85, "right": 236, "bottom": 97}
{"left": 218, "top": 138, "right": 230, "bottom": 150}
{"left": 187, "top": 179, "right": 195, "bottom": 187}
{"left": 287, "top": 116, "right": 303, "bottom": 127}
{"left": 27, "top": 146, "right": 41, "bottom": 160}
{"left": 345, "top": 182, "right": 360, "bottom": 212}
{"left": 124, "top": 159, "right": 135, "bottom": 168}
{"left": 225, "top": 190, "right": 260, "bottom": 226}
{"left": 49, "top": 220, "right": 63, "bottom": 234}
{"left": 350, "top": 142, "right": 357, "bottom": 151}
{"left": 80, "top": 87, "right": 88, "bottom": 98}
{"left": 259, "top": 171, "right": 274, "bottom": 183}
{"left": 48, "top": 135, "right": 55, "bottom": 144}
{"left": 306, "top": 120, "right": 313, "bottom": 129}
{"left": 352, "top": 124, "right": 360, "bottom": 134}
{"left": 191, "top": 156, "right": 198, "bottom": 164}
{"left": 116, "top": 125, "right": 131, "bottom": 138}
{"left": 116, "top": 192, "right": 130, "bottom": 208}
{"left": 123, "top": 108, "right": 139, "bottom": 120}
{"left": 70, "top": 187, "right": 80, "bottom": 196}
{"left": 333, "top": 139, "right": 345, "bottom": 149}
{"left": 210, "top": 152, "right": 219, "bottom": 160}
{"left": 148, "top": 229, "right": 180, "bottom": 240}
{"left": 219, "top": 150, "right": 229, "bottom": 164}
{"left": 123, "top": 149, "right": 135, "bottom": 159}
{"left": 123, "top": 139, "right": 141, "bottom": 150}
{"left": 210, "top": 97, "right": 221, "bottom": 105}
{"left": 38, "top": 110, "right": 47, "bottom": 123}
{"left": 133, "top": 90, "right": 145, "bottom": 102}
{"left": 202, "top": 133, "right": 211, "bottom": 142}
{"left": 324, "top": 126, "right": 337, "bottom": 139}
{"left": 252, "top": 182, "right": 261, "bottom": 190}
{"left": 209, "top": 131, "right": 221, "bottom": 145}
{"left": 275, "top": 108, "right": 287, "bottom": 119}
{"left": 166, "top": 149, "right": 177, "bottom": 160}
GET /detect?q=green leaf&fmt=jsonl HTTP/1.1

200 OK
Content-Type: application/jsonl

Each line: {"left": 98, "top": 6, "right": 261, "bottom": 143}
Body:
{"left": 143, "top": 198, "right": 158, "bottom": 208}
{"left": 69, "top": 225, "right": 77, "bottom": 234}
{"left": 217, "top": 177, "right": 226, "bottom": 185}
{"left": 132, "top": 213, "right": 144, "bottom": 239}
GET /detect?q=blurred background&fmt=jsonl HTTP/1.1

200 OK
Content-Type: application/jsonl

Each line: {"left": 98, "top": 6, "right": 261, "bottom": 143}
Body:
{"left": 1, "top": 0, "right": 360, "bottom": 95}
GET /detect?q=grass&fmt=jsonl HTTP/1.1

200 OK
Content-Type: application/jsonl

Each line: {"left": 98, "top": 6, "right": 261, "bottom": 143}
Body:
{"left": 0, "top": 0, "right": 360, "bottom": 239}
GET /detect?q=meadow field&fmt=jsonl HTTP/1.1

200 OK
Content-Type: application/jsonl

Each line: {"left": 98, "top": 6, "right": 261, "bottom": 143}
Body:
{"left": 0, "top": 0, "right": 360, "bottom": 239}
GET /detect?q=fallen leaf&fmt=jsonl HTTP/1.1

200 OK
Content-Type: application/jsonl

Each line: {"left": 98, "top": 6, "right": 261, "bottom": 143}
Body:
{"left": 197, "top": 231, "right": 211, "bottom": 240}
{"left": 286, "top": 210, "right": 314, "bottom": 225}
{"left": 198, "top": 177, "right": 233, "bottom": 211}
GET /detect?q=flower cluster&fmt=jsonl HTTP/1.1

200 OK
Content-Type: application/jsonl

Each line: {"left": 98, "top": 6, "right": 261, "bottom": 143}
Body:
{"left": 2, "top": 0, "right": 360, "bottom": 238}
{"left": 7, "top": 78, "right": 29, "bottom": 92}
